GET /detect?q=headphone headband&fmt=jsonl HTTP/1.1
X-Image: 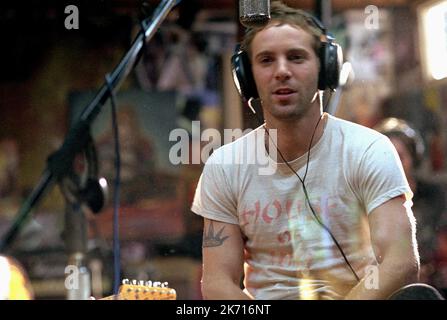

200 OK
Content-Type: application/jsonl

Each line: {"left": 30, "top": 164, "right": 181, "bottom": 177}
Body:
{"left": 232, "top": 12, "right": 343, "bottom": 102}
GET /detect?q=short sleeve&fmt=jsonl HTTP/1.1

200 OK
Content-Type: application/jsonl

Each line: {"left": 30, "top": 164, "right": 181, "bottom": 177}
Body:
{"left": 191, "top": 154, "right": 239, "bottom": 225}
{"left": 357, "top": 136, "right": 413, "bottom": 214}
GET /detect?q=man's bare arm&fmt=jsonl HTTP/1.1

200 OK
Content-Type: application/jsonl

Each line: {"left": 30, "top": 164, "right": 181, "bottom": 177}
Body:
{"left": 345, "top": 196, "right": 420, "bottom": 299}
{"left": 201, "top": 218, "right": 252, "bottom": 299}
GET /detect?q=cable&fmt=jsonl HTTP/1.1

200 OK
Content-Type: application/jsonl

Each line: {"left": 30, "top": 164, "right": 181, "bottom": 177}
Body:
{"left": 105, "top": 74, "right": 122, "bottom": 296}
{"left": 255, "top": 92, "right": 361, "bottom": 282}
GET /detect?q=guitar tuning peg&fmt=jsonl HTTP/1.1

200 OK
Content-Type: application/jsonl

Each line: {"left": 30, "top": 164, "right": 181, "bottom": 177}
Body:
{"left": 132, "top": 279, "right": 138, "bottom": 285}
{"left": 145, "top": 280, "right": 153, "bottom": 287}
{"left": 139, "top": 280, "right": 145, "bottom": 286}
{"left": 153, "top": 281, "right": 161, "bottom": 287}
{"left": 122, "top": 279, "right": 130, "bottom": 285}
{"left": 161, "top": 282, "right": 169, "bottom": 288}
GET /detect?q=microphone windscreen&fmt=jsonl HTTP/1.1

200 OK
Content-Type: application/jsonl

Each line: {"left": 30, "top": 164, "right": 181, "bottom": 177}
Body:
{"left": 239, "top": 0, "right": 271, "bottom": 27}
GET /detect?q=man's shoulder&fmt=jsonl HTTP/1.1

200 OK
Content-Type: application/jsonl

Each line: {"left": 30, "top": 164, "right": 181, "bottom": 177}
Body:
{"left": 205, "top": 125, "right": 264, "bottom": 164}
{"left": 328, "top": 115, "right": 386, "bottom": 145}
{"left": 329, "top": 115, "right": 381, "bottom": 136}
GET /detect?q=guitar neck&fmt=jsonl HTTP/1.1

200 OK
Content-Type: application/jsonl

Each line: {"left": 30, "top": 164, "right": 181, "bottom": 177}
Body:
{"left": 100, "top": 293, "right": 175, "bottom": 300}
{"left": 99, "top": 282, "right": 177, "bottom": 300}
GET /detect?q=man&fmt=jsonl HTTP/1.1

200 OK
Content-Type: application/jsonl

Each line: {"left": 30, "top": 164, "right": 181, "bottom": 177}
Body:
{"left": 191, "top": 1, "right": 419, "bottom": 299}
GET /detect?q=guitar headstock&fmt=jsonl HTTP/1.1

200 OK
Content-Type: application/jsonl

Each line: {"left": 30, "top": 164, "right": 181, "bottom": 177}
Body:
{"left": 116, "top": 279, "right": 176, "bottom": 300}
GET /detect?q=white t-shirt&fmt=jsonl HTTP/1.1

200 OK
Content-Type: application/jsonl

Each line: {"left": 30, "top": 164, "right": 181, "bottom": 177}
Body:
{"left": 191, "top": 114, "right": 412, "bottom": 300}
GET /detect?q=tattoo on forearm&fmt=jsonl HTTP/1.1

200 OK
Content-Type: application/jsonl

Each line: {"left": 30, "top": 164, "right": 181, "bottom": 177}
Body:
{"left": 203, "top": 221, "right": 230, "bottom": 247}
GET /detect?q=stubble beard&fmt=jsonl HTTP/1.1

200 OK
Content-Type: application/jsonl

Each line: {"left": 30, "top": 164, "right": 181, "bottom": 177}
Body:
{"left": 265, "top": 94, "right": 316, "bottom": 122}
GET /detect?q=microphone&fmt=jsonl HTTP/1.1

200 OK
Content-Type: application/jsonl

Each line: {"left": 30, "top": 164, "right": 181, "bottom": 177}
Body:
{"left": 239, "top": 0, "right": 271, "bottom": 27}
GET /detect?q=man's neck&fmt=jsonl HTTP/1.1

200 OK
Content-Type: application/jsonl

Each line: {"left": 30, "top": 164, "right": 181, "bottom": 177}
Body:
{"left": 264, "top": 107, "right": 326, "bottom": 162}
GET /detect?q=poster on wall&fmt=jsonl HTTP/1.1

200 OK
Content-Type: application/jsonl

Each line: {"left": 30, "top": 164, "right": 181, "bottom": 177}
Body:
{"left": 337, "top": 9, "right": 395, "bottom": 127}
{"left": 68, "top": 89, "right": 186, "bottom": 242}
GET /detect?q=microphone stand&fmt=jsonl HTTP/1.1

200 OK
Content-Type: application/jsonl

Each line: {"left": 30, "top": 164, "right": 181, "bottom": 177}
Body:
{"left": 0, "top": 0, "right": 181, "bottom": 299}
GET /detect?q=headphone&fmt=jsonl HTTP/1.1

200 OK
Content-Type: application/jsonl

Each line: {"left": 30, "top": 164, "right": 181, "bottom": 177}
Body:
{"left": 374, "top": 117, "right": 426, "bottom": 169}
{"left": 231, "top": 14, "right": 343, "bottom": 102}
{"left": 60, "top": 132, "right": 108, "bottom": 214}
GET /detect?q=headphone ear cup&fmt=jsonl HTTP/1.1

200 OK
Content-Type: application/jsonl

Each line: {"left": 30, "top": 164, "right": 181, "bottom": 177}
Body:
{"left": 80, "top": 177, "right": 108, "bottom": 214}
{"left": 318, "top": 42, "right": 328, "bottom": 90}
{"left": 318, "top": 41, "right": 342, "bottom": 90}
{"left": 231, "top": 49, "right": 259, "bottom": 101}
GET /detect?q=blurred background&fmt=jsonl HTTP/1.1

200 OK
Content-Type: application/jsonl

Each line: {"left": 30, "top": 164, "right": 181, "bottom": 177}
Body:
{"left": 0, "top": 0, "right": 447, "bottom": 299}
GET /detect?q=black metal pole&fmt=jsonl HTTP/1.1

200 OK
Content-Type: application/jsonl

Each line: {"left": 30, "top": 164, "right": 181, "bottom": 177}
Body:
{"left": 315, "top": 0, "right": 332, "bottom": 27}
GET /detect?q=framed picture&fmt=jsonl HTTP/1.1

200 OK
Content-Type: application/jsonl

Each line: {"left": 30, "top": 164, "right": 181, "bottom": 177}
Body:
{"left": 68, "top": 88, "right": 185, "bottom": 241}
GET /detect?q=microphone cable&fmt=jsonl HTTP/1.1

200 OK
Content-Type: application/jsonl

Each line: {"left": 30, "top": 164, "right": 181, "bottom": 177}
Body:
{"left": 105, "top": 74, "right": 122, "bottom": 296}
{"left": 249, "top": 92, "right": 360, "bottom": 282}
